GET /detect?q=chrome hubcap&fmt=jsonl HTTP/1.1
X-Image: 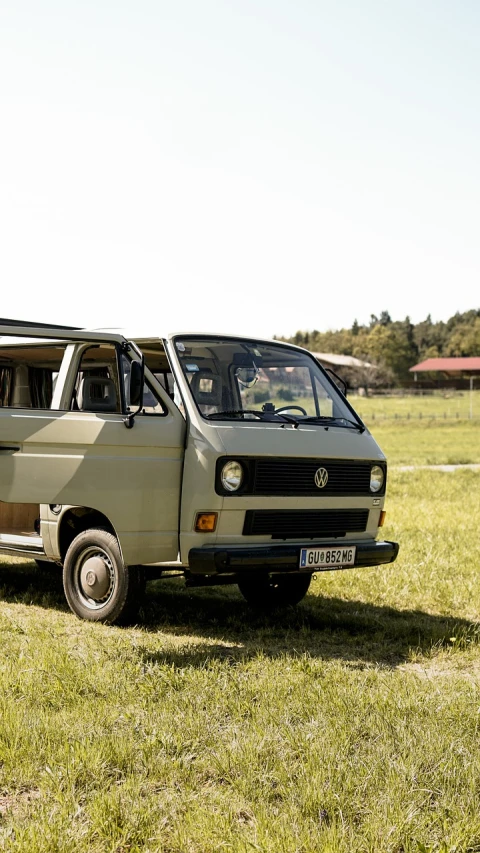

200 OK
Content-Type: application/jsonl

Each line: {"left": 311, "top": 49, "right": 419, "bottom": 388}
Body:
{"left": 75, "top": 548, "right": 115, "bottom": 609}
{"left": 80, "top": 556, "right": 111, "bottom": 601}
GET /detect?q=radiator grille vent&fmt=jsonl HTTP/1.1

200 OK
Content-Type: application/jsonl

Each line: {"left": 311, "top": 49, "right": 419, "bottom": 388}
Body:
{"left": 252, "top": 459, "right": 380, "bottom": 496}
{"left": 243, "top": 509, "right": 369, "bottom": 539}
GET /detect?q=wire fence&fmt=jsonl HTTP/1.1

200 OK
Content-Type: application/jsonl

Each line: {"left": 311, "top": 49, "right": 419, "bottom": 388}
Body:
{"left": 367, "top": 411, "right": 480, "bottom": 421}
{"left": 350, "top": 389, "right": 480, "bottom": 423}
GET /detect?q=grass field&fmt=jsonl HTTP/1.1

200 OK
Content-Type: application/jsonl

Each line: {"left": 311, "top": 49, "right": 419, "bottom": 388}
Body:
{"left": 370, "top": 419, "right": 480, "bottom": 466}
{"left": 1, "top": 422, "right": 480, "bottom": 851}
{"left": 351, "top": 389, "right": 480, "bottom": 422}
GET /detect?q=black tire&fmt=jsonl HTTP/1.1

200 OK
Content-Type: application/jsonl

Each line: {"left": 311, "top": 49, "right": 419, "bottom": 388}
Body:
{"left": 238, "top": 573, "right": 312, "bottom": 610}
{"left": 62, "top": 527, "right": 145, "bottom": 624}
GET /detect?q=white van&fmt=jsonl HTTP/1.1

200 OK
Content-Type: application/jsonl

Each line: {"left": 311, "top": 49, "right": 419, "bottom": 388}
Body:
{"left": 0, "top": 323, "right": 398, "bottom": 623}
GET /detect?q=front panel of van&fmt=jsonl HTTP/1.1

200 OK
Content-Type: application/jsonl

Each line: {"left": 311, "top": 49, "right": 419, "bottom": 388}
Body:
{"left": 167, "top": 336, "right": 395, "bottom": 573}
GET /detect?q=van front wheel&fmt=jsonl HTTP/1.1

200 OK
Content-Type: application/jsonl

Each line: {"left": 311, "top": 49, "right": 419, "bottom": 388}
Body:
{"left": 237, "top": 573, "right": 312, "bottom": 610}
{"left": 63, "top": 528, "right": 145, "bottom": 624}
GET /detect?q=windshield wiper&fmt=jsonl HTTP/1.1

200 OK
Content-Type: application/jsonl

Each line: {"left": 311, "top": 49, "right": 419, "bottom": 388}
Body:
{"left": 205, "top": 410, "right": 364, "bottom": 431}
{"left": 205, "top": 409, "right": 298, "bottom": 424}
{"left": 205, "top": 409, "right": 262, "bottom": 420}
{"left": 298, "top": 415, "right": 365, "bottom": 433}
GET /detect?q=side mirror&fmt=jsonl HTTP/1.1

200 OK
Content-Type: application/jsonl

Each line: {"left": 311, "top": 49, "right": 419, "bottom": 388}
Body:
{"left": 129, "top": 360, "right": 144, "bottom": 408}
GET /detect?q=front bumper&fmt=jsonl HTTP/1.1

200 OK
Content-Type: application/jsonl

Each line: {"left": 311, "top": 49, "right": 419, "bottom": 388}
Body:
{"left": 188, "top": 539, "right": 399, "bottom": 575}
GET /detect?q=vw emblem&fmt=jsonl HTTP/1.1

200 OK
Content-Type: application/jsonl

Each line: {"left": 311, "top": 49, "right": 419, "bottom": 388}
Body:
{"left": 314, "top": 467, "right": 329, "bottom": 489}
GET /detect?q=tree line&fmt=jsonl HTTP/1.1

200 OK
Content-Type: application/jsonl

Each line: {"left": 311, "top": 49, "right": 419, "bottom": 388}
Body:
{"left": 278, "top": 309, "right": 480, "bottom": 383}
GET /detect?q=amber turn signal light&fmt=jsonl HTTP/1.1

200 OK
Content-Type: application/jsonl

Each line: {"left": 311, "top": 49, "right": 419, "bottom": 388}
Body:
{"left": 195, "top": 512, "right": 218, "bottom": 532}
{"left": 379, "top": 510, "right": 386, "bottom": 527}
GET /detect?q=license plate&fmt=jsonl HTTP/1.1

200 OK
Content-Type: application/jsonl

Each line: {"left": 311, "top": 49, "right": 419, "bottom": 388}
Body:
{"left": 299, "top": 545, "right": 356, "bottom": 570}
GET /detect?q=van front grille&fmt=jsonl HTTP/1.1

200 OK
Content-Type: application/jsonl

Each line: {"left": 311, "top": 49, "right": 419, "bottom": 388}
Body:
{"left": 215, "top": 458, "right": 386, "bottom": 497}
{"left": 253, "top": 459, "right": 377, "bottom": 496}
{"left": 243, "top": 509, "right": 369, "bottom": 539}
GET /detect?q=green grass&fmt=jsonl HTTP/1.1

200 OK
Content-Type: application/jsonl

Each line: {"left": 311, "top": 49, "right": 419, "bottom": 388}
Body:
{"left": 351, "top": 389, "right": 480, "bottom": 422}
{"left": 2, "top": 432, "right": 480, "bottom": 850}
{"left": 352, "top": 389, "right": 480, "bottom": 465}
{"left": 370, "top": 419, "right": 480, "bottom": 466}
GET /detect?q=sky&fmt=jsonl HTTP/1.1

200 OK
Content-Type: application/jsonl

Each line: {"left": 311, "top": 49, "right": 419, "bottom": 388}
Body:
{"left": 0, "top": 0, "right": 479, "bottom": 340}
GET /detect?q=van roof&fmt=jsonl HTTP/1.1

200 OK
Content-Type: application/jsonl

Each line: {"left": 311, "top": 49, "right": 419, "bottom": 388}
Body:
{"left": 94, "top": 330, "right": 304, "bottom": 351}
{"left": 0, "top": 325, "right": 308, "bottom": 356}
{"left": 0, "top": 325, "right": 127, "bottom": 345}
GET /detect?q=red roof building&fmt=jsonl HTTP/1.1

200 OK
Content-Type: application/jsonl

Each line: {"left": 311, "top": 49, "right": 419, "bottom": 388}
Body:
{"left": 410, "top": 357, "right": 480, "bottom": 375}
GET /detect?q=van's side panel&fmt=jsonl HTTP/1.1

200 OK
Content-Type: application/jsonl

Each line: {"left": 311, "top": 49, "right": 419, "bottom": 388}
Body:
{"left": 0, "top": 408, "right": 185, "bottom": 565}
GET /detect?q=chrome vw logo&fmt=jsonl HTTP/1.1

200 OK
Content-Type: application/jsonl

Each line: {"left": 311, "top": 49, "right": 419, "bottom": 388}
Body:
{"left": 314, "top": 467, "right": 329, "bottom": 489}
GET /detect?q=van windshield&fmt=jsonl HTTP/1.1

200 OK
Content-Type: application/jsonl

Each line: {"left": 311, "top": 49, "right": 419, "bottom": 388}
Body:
{"left": 174, "top": 337, "right": 361, "bottom": 427}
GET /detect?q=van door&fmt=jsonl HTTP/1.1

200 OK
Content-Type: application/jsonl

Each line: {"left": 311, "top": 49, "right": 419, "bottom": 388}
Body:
{"left": 0, "top": 338, "right": 185, "bottom": 565}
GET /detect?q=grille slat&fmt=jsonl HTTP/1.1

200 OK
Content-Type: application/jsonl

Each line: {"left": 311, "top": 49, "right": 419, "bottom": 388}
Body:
{"left": 252, "top": 459, "right": 379, "bottom": 496}
{"left": 243, "top": 509, "right": 369, "bottom": 539}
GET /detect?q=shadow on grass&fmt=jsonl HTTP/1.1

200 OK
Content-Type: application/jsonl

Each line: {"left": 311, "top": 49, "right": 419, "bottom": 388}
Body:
{"left": 0, "top": 559, "right": 478, "bottom": 666}
{"left": 0, "top": 558, "right": 67, "bottom": 612}
{"left": 139, "top": 577, "right": 480, "bottom": 668}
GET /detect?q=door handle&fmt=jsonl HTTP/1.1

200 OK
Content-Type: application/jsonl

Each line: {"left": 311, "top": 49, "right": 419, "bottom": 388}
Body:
{"left": 0, "top": 446, "right": 20, "bottom": 452}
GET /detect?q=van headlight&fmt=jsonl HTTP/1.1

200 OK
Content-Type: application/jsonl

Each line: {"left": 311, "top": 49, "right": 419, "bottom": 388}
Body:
{"left": 221, "top": 460, "right": 243, "bottom": 492}
{"left": 370, "top": 465, "right": 384, "bottom": 493}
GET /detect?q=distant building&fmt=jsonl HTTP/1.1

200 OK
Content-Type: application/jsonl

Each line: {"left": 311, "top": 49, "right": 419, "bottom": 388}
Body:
{"left": 409, "top": 357, "right": 480, "bottom": 379}
{"left": 311, "top": 352, "right": 377, "bottom": 392}
{"left": 311, "top": 352, "right": 373, "bottom": 370}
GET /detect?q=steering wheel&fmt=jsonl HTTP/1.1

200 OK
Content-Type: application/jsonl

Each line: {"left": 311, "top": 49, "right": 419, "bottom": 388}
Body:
{"left": 275, "top": 405, "right": 307, "bottom": 415}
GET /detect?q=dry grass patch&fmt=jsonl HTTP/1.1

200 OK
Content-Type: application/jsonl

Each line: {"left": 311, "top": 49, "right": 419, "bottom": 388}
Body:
{"left": 0, "top": 789, "right": 41, "bottom": 817}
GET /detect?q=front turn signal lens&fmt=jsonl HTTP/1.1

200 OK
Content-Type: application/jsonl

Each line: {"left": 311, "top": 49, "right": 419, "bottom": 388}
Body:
{"left": 379, "top": 510, "right": 386, "bottom": 527}
{"left": 195, "top": 512, "right": 218, "bottom": 532}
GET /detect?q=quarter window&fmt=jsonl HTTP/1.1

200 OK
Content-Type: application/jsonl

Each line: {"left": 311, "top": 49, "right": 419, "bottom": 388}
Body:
{"left": 0, "top": 344, "right": 68, "bottom": 409}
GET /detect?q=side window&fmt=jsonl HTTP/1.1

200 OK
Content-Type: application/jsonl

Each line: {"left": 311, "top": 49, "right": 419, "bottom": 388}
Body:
{"left": 122, "top": 357, "right": 167, "bottom": 416}
{"left": 314, "top": 376, "right": 334, "bottom": 417}
{"left": 72, "top": 345, "right": 121, "bottom": 413}
{"left": 0, "top": 344, "right": 68, "bottom": 410}
{"left": 155, "top": 372, "right": 186, "bottom": 418}
{"left": 154, "top": 371, "right": 175, "bottom": 399}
